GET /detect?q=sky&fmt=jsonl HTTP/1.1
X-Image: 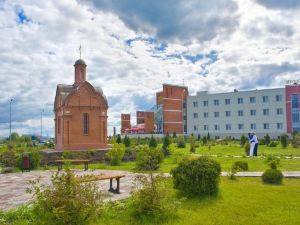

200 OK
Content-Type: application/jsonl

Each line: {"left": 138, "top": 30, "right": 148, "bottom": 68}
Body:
{"left": 0, "top": 0, "right": 300, "bottom": 137}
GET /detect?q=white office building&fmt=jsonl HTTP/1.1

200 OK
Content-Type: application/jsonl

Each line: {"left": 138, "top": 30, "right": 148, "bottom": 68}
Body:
{"left": 187, "top": 87, "right": 290, "bottom": 139}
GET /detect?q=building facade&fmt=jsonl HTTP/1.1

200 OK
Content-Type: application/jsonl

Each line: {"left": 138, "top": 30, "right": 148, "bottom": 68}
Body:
{"left": 54, "top": 58, "right": 108, "bottom": 150}
{"left": 155, "top": 84, "right": 188, "bottom": 134}
{"left": 187, "top": 85, "right": 300, "bottom": 139}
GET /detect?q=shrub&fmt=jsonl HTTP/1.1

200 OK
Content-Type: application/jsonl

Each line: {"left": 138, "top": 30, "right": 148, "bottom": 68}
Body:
{"left": 177, "top": 136, "right": 186, "bottom": 148}
{"left": 240, "top": 135, "right": 247, "bottom": 147}
{"left": 0, "top": 149, "right": 17, "bottom": 167}
{"left": 280, "top": 134, "right": 288, "bottom": 148}
{"left": 131, "top": 173, "right": 178, "bottom": 221}
{"left": 116, "top": 134, "right": 122, "bottom": 144}
{"left": 149, "top": 135, "right": 158, "bottom": 148}
{"left": 189, "top": 135, "right": 196, "bottom": 153}
{"left": 162, "top": 134, "right": 171, "bottom": 156}
{"left": 291, "top": 133, "right": 300, "bottom": 148}
{"left": 123, "top": 135, "right": 131, "bottom": 147}
{"left": 171, "top": 157, "right": 221, "bottom": 196}
{"left": 106, "top": 143, "right": 125, "bottom": 165}
{"left": 232, "top": 161, "right": 248, "bottom": 171}
{"left": 136, "top": 145, "right": 164, "bottom": 170}
{"left": 172, "top": 132, "right": 177, "bottom": 138}
{"left": 264, "top": 134, "right": 271, "bottom": 146}
{"left": 202, "top": 136, "right": 208, "bottom": 145}
{"left": 262, "top": 169, "right": 283, "bottom": 184}
{"left": 244, "top": 142, "right": 250, "bottom": 155}
{"left": 265, "top": 155, "right": 280, "bottom": 169}
{"left": 28, "top": 169, "right": 103, "bottom": 225}
{"left": 268, "top": 141, "right": 277, "bottom": 147}
{"left": 197, "top": 134, "right": 201, "bottom": 141}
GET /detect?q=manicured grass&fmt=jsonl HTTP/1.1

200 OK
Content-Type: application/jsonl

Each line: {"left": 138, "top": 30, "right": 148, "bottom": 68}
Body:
{"left": 97, "top": 177, "right": 300, "bottom": 225}
{"left": 61, "top": 155, "right": 300, "bottom": 173}
{"left": 195, "top": 143, "right": 300, "bottom": 156}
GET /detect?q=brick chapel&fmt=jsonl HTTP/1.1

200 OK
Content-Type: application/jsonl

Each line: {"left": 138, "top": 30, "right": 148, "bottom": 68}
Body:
{"left": 54, "top": 58, "right": 108, "bottom": 150}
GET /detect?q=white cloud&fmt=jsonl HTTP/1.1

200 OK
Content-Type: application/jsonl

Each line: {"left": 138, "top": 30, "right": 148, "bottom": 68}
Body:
{"left": 0, "top": 0, "right": 299, "bottom": 137}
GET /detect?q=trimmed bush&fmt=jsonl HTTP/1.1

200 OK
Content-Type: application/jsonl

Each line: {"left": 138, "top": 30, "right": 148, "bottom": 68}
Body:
{"left": 262, "top": 169, "right": 283, "bottom": 184}
{"left": 149, "top": 135, "right": 158, "bottom": 148}
{"left": 116, "top": 134, "right": 122, "bottom": 144}
{"left": 265, "top": 155, "right": 280, "bottom": 169}
{"left": 232, "top": 161, "right": 248, "bottom": 171}
{"left": 280, "top": 134, "right": 288, "bottom": 148}
{"left": 106, "top": 143, "right": 125, "bottom": 165}
{"left": 240, "top": 135, "right": 247, "bottom": 147}
{"left": 123, "top": 135, "right": 131, "bottom": 147}
{"left": 264, "top": 134, "right": 271, "bottom": 146}
{"left": 171, "top": 157, "right": 221, "bottom": 196}
{"left": 291, "top": 133, "right": 300, "bottom": 148}
{"left": 244, "top": 142, "right": 250, "bottom": 155}
{"left": 177, "top": 136, "right": 186, "bottom": 148}
{"left": 136, "top": 145, "right": 164, "bottom": 170}
{"left": 189, "top": 135, "right": 196, "bottom": 153}
{"left": 268, "top": 141, "right": 277, "bottom": 147}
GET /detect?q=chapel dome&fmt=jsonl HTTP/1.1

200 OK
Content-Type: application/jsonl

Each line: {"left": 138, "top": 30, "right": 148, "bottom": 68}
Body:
{"left": 74, "top": 58, "right": 86, "bottom": 66}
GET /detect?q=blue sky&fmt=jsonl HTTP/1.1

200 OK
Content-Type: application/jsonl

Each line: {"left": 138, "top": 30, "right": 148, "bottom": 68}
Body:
{"left": 0, "top": 0, "right": 299, "bottom": 137}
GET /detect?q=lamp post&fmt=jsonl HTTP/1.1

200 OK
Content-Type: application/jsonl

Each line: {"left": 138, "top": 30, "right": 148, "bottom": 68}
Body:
{"left": 182, "top": 89, "right": 186, "bottom": 135}
{"left": 9, "top": 99, "right": 13, "bottom": 142}
{"left": 41, "top": 109, "right": 44, "bottom": 139}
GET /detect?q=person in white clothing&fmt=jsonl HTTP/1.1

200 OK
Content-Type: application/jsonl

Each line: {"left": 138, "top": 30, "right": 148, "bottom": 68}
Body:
{"left": 252, "top": 133, "right": 259, "bottom": 156}
{"left": 248, "top": 133, "right": 255, "bottom": 157}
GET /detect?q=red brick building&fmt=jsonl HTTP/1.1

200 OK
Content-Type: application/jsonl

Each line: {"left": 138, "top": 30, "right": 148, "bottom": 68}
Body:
{"left": 54, "top": 58, "right": 108, "bottom": 150}
{"left": 157, "top": 84, "right": 188, "bottom": 134}
{"left": 121, "top": 114, "right": 131, "bottom": 133}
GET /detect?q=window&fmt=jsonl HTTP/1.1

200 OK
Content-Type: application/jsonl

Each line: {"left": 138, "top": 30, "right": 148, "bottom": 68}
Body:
{"left": 276, "top": 95, "right": 283, "bottom": 102}
{"left": 204, "top": 112, "right": 209, "bottom": 118}
{"left": 204, "top": 125, "right": 209, "bottom": 131}
{"left": 277, "top": 123, "right": 283, "bottom": 129}
{"left": 291, "top": 94, "right": 300, "bottom": 132}
{"left": 193, "top": 101, "right": 198, "bottom": 107}
{"left": 263, "top": 96, "right": 269, "bottom": 103}
{"left": 277, "top": 108, "right": 283, "bottom": 115}
{"left": 238, "top": 98, "right": 243, "bottom": 104}
{"left": 203, "top": 100, "right": 208, "bottom": 106}
{"left": 238, "top": 124, "right": 244, "bottom": 130}
{"left": 264, "top": 123, "right": 270, "bottom": 130}
{"left": 83, "top": 113, "right": 89, "bottom": 135}
{"left": 225, "top": 99, "right": 231, "bottom": 105}
{"left": 238, "top": 110, "right": 244, "bottom": 116}
{"left": 226, "top": 124, "right": 231, "bottom": 130}
{"left": 193, "top": 113, "right": 198, "bottom": 118}
{"left": 225, "top": 111, "right": 231, "bottom": 117}
{"left": 194, "top": 125, "right": 198, "bottom": 131}
{"left": 250, "top": 97, "right": 255, "bottom": 103}
{"left": 251, "top": 123, "right": 256, "bottom": 130}
{"left": 250, "top": 109, "right": 256, "bottom": 116}
{"left": 214, "top": 112, "right": 219, "bottom": 118}
{"left": 214, "top": 125, "right": 220, "bottom": 131}
{"left": 263, "top": 109, "right": 269, "bottom": 115}
{"left": 214, "top": 99, "right": 219, "bottom": 106}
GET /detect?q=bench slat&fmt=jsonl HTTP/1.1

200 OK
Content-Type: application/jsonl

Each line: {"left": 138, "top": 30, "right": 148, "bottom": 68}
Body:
{"left": 76, "top": 174, "right": 125, "bottom": 183}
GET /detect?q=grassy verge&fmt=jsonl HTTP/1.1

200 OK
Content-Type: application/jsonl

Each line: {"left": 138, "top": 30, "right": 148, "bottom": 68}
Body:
{"left": 97, "top": 177, "right": 300, "bottom": 225}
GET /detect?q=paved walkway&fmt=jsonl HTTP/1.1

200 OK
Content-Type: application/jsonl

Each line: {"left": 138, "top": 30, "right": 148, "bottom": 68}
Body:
{"left": 1, "top": 170, "right": 300, "bottom": 211}
{"left": 192, "top": 154, "right": 300, "bottom": 159}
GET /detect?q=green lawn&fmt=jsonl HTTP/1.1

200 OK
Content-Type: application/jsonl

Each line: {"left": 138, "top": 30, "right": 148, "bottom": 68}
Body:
{"left": 97, "top": 177, "right": 300, "bottom": 225}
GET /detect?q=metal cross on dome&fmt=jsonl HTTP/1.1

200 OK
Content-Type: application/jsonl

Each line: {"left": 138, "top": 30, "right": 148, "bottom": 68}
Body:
{"left": 79, "top": 45, "right": 82, "bottom": 59}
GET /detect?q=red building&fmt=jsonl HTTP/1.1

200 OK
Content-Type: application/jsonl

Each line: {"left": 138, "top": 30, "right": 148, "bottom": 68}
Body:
{"left": 54, "top": 58, "right": 108, "bottom": 150}
{"left": 121, "top": 114, "right": 131, "bottom": 134}
{"left": 157, "top": 84, "right": 188, "bottom": 134}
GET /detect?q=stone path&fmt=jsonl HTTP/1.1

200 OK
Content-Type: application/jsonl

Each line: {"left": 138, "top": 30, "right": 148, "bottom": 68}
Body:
{"left": 1, "top": 170, "right": 300, "bottom": 211}
{"left": 192, "top": 154, "right": 300, "bottom": 159}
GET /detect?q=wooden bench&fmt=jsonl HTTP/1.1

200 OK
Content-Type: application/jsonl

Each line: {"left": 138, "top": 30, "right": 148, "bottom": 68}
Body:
{"left": 55, "top": 159, "right": 91, "bottom": 171}
{"left": 76, "top": 174, "right": 125, "bottom": 194}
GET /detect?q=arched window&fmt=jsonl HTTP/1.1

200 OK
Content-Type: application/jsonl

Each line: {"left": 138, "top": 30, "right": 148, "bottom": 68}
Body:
{"left": 83, "top": 113, "right": 89, "bottom": 135}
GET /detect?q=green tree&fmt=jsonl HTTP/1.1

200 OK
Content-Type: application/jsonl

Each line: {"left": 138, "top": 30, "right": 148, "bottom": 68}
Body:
{"left": 149, "top": 135, "right": 158, "bottom": 148}
{"left": 189, "top": 135, "right": 196, "bottom": 153}
{"left": 123, "top": 135, "right": 131, "bottom": 147}
{"left": 280, "top": 134, "right": 289, "bottom": 148}
{"left": 136, "top": 145, "right": 164, "bottom": 170}
{"left": 10, "top": 132, "right": 19, "bottom": 142}
{"left": 240, "top": 135, "right": 247, "bottom": 147}
{"left": 264, "top": 134, "right": 271, "bottom": 146}
{"left": 172, "top": 132, "right": 177, "bottom": 138}
{"left": 207, "top": 132, "right": 210, "bottom": 140}
{"left": 162, "top": 134, "right": 171, "bottom": 156}
{"left": 116, "top": 134, "right": 122, "bottom": 144}
{"left": 197, "top": 134, "right": 201, "bottom": 141}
